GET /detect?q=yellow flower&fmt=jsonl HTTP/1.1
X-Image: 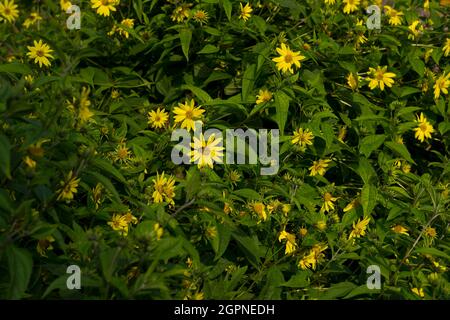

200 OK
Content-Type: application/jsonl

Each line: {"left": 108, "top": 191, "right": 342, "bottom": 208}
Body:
{"left": 0, "top": 0, "right": 19, "bottom": 23}
{"left": 342, "top": 0, "right": 360, "bottom": 14}
{"left": 408, "top": 20, "right": 423, "bottom": 40}
{"left": 108, "top": 214, "right": 129, "bottom": 236}
{"left": 349, "top": 216, "right": 370, "bottom": 240}
{"left": 79, "top": 106, "right": 94, "bottom": 124}
{"left": 91, "top": 0, "right": 117, "bottom": 17}
{"left": 299, "top": 227, "right": 308, "bottom": 237}
{"left": 356, "top": 33, "right": 367, "bottom": 45}
{"left": 367, "top": 66, "right": 396, "bottom": 91}
{"left": 229, "top": 170, "right": 241, "bottom": 185}
{"left": 384, "top": 6, "right": 403, "bottom": 26}
{"left": 152, "top": 172, "right": 176, "bottom": 205}
{"left": 171, "top": 4, "right": 190, "bottom": 23}
{"left": 114, "top": 18, "right": 134, "bottom": 38}
{"left": 343, "top": 199, "right": 358, "bottom": 212}
{"left": 23, "top": 156, "right": 36, "bottom": 169}
{"left": 256, "top": 89, "right": 273, "bottom": 104}
{"left": 433, "top": 73, "right": 450, "bottom": 99}
{"left": 206, "top": 226, "right": 217, "bottom": 239}
{"left": 391, "top": 225, "right": 409, "bottom": 236}
{"left": 424, "top": 227, "right": 437, "bottom": 238}
{"left": 23, "top": 12, "right": 42, "bottom": 28}
{"left": 79, "top": 87, "right": 93, "bottom": 124}
{"left": 411, "top": 287, "right": 424, "bottom": 298}
{"left": 298, "top": 244, "right": 327, "bottom": 270}
{"left": 309, "top": 159, "right": 331, "bottom": 176}
{"left": 443, "top": 38, "right": 450, "bottom": 57}
{"left": 347, "top": 72, "right": 359, "bottom": 91}
{"left": 57, "top": 170, "right": 80, "bottom": 202}
{"left": 148, "top": 107, "right": 169, "bottom": 129}
{"left": 25, "top": 74, "right": 34, "bottom": 84}
{"left": 60, "top": 0, "right": 72, "bottom": 11}
{"left": 239, "top": 3, "right": 253, "bottom": 21}
{"left": 192, "top": 292, "right": 204, "bottom": 300}
{"left": 26, "top": 40, "right": 54, "bottom": 68}
{"left": 191, "top": 133, "right": 224, "bottom": 169}
{"left": 282, "top": 204, "right": 290, "bottom": 215}
{"left": 272, "top": 43, "right": 306, "bottom": 74}
{"left": 192, "top": 9, "right": 209, "bottom": 24}
{"left": 402, "top": 162, "right": 411, "bottom": 173}
{"left": 111, "top": 89, "right": 120, "bottom": 99}
{"left": 251, "top": 202, "right": 267, "bottom": 221}
{"left": 413, "top": 113, "right": 434, "bottom": 143}
{"left": 316, "top": 220, "right": 327, "bottom": 231}
{"left": 113, "top": 142, "right": 131, "bottom": 163}
{"left": 321, "top": 192, "right": 338, "bottom": 213}
{"left": 324, "top": 0, "right": 336, "bottom": 4}
{"left": 37, "top": 236, "right": 55, "bottom": 257}
{"left": 267, "top": 199, "right": 281, "bottom": 214}
{"left": 278, "top": 230, "right": 298, "bottom": 255}
{"left": 123, "top": 211, "right": 138, "bottom": 225}
{"left": 173, "top": 99, "right": 205, "bottom": 132}
{"left": 338, "top": 126, "right": 347, "bottom": 142}
{"left": 92, "top": 183, "right": 103, "bottom": 209}
{"left": 154, "top": 223, "right": 164, "bottom": 240}
{"left": 291, "top": 128, "right": 314, "bottom": 148}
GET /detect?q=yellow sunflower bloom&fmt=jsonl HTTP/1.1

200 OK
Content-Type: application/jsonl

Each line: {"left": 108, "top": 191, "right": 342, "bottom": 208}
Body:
{"left": 191, "top": 133, "right": 224, "bottom": 169}
{"left": 0, "top": 0, "right": 19, "bottom": 23}
{"left": 342, "top": 0, "right": 360, "bottom": 14}
{"left": 173, "top": 99, "right": 205, "bottom": 132}
{"left": 367, "top": 66, "right": 396, "bottom": 91}
{"left": 272, "top": 43, "right": 306, "bottom": 74}
{"left": 413, "top": 113, "right": 434, "bottom": 143}
{"left": 349, "top": 216, "right": 370, "bottom": 240}
{"left": 26, "top": 40, "right": 55, "bottom": 68}
{"left": 148, "top": 107, "right": 169, "bottom": 129}
{"left": 309, "top": 159, "right": 331, "bottom": 176}
{"left": 239, "top": 3, "right": 253, "bottom": 21}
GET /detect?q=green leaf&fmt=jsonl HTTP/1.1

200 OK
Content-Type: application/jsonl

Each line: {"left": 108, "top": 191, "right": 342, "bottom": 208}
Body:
{"left": 385, "top": 141, "right": 415, "bottom": 164}
{"left": 344, "top": 285, "right": 380, "bottom": 299}
{"left": 0, "top": 135, "right": 11, "bottom": 179}
{"left": 361, "top": 184, "right": 377, "bottom": 216}
{"left": 414, "top": 247, "right": 450, "bottom": 260}
{"left": 7, "top": 246, "right": 33, "bottom": 299}
{"left": 90, "top": 158, "right": 127, "bottom": 184}
{"left": 179, "top": 28, "right": 192, "bottom": 61}
{"left": 181, "top": 84, "right": 213, "bottom": 103}
{"left": 274, "top": 91, "right": 290, "bottom": 135}
{"left": 359, "top": 134, "right": 386, "bottom": 157}
{"left": 356, "top": 157, "right": 377, "bottom": 185}
{"left": 215, "top": 223, "right": 231, "bottom": 260}
{"left": 241, "top": 64, "right": 256, "bottom": 102}
{"left": 0, "top": 63, "right": 32, "bottom": 74}
{"left": 282, "top": 272, "right": 310, "bottom": 288}
{"left": 197, "top": 44, "right": 219, "bottom": 54}
{"left": 321, "top": 282, "right": 357, "bottom": 299}
{"left": 233, "top": 188, "right": 261, "bottom": 200}
{"left": 231, "top": 230, "right": 264, "bottom": 267}
{"left": 221, "top": 0, "right": 232, "bottom": 21}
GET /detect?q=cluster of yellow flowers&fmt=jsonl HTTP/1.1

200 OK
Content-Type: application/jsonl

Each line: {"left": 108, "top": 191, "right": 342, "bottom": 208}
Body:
{"left": 152, "top": 172, "right": 176, "bottom": 205}
{"left": 107, "top": 211, "right": 138, "bottom": 236}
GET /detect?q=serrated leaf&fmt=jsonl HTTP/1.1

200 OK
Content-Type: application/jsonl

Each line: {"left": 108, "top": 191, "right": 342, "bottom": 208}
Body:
{"left": 179, "top": 28, "right": 192, "bottom": 61}
{"left": 359, "top": 134, "right": 386, "bottom": 157}
{"left": 385, "top": 141, "right": 415, "bottom": 164}
{"left": 7, "top": 246, "right": 33, "bottom": 299}
{"left": 361, "top": 184, "right": 377, "bottom": 216}
{"left": 274, "top": 91, "right": 290, "bottom": 135}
